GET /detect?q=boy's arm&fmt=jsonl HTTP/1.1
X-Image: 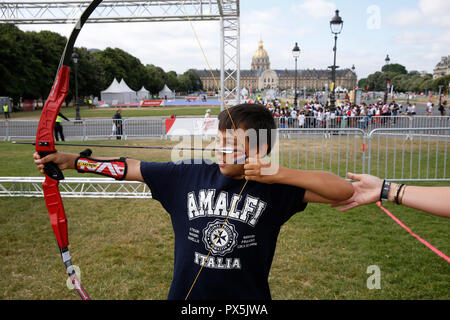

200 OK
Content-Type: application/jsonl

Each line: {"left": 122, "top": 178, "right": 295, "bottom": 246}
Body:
{"left": 272, "top": 167, "right": 354, "bottom": 203}
{"left": 33, "top": 151, "right": 143, "bottom": 182}
{"left": 244, "top": 159, "right": 354, "bottom": 203}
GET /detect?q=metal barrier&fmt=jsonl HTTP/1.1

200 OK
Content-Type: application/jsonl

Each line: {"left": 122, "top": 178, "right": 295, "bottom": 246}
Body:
{"left": 274, "top": 115, "right": 450, "bottom": 132}
{"left": 367, "top": 128, "right": 450, "bottom": 181}
{"left": 277, "top": 127, "right": 449, "bottom": 181}
{"left": 278, "top": 128, "right": 367, "bottom": 178}
{"left": 1, "top": 116, "right": 448, "bottom": 141}
{"left": 0, "top": 118, "right": 166, "bottom": 141}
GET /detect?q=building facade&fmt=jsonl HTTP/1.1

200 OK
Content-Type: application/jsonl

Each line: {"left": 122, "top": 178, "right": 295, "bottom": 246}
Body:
{"left": 192, "top": 40, "right": 357, "bottom": 92}
{"left": 433, "top": 56, "right": 450, "bottom": 79}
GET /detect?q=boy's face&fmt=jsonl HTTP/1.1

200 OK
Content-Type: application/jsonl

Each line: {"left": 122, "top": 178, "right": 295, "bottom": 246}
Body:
{"left": 215, "top": 128, "right": 271, "bottom": 178}
{"left": 215, "top": 129, "right": 248, "bottom": 178}
{"left": 216, "top": 127, "right": 273, "bottom": 176}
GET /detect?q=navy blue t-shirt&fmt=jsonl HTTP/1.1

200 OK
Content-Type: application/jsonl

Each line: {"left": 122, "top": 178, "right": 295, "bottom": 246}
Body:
{"left": 140, "top": 160, "right": 307, "bottom": 300}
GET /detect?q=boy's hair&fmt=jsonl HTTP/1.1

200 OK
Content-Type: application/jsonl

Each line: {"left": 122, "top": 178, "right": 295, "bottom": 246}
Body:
{"left": 218, "top": 103, "right": 277, "bottom": 155}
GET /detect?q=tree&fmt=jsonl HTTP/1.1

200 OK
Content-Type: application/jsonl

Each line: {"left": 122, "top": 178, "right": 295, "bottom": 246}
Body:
{"left": 184, "top": 70, "right": 203, "bottom": 92}
{"left": 0, "top": 25, "right": 67, "bottom": 100}
{"left": 65, "top": 47, "right": 104, "bottom": 105}
{"left": 93, "top": 47, "right": 147, "bottom": 91}
{"left": 165, "top": 71, "right": 179, "bottom": 92}
{"left": 432, "top": 74, "right": 450, "bottom": 92}
{"left": 177, "top": 73, "right": 192, "bottom": 94}
{"left": 381, "top": 63, "right": 407, "bottom": 74}
{"left": 144, "top": 64, "right": 166, "bottom": 94}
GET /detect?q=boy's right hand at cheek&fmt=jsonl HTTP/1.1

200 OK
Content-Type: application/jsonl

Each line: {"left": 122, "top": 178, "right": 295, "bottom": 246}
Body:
{"left": 33, "top": 151, "right": 77, "bottom": 175}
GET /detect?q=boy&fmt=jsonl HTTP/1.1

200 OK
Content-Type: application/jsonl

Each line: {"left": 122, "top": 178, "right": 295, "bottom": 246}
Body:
{"left": 34, "top": 103, "right": 353, "bottom": 300}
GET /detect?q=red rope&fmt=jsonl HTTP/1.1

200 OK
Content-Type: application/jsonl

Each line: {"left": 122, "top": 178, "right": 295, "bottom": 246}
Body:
{"left": 376, "top": 201, "right": 450, "bottom": 264}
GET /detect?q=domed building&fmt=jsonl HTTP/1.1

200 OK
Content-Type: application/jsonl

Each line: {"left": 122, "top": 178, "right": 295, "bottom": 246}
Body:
{"left": 251, "top": 40, "right": 270, "bottom": 71}
{"left": 191, "top": 39, "right": 357, "bottom": 92}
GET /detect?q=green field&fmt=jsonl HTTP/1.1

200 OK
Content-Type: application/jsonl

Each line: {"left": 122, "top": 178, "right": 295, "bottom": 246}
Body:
{"left": 0, "top": 140, "right": 449, "bottom": 300}
{"left": 7, "top": 104, "right": 221, "bottom": 120}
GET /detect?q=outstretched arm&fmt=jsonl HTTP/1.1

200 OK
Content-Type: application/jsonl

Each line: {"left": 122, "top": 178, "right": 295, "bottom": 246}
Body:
{"left": 58, "top": 112, "right": 70, "bottom": 121}
{"left": 331, "top": 172, "right": 450, "bottom": 219}
{"left": 244, "top": 158, "right": 354, "bottom": 203}
{"left": 33, "top": 151, "right": 143, "bottom": 182}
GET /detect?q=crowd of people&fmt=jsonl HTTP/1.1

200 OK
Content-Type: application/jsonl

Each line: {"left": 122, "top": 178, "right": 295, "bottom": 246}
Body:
{"left": 251, "top": 97, "right": 448, "bottom": 129}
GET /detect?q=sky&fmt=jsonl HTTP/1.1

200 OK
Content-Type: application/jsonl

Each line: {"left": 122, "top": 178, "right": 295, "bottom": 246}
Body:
{"left": 18, "top": 0, "right": 450, "bottom": 79}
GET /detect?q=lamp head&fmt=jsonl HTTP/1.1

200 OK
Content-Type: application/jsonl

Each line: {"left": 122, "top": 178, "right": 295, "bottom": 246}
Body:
{"left": 292, "top": 42, "right": 300, "bottom": 59}
{"left": 71, "top": 52, "right": 79, "bottom": 64}
{"left": 330, "top": 10, "right": 343, "bottom": 35}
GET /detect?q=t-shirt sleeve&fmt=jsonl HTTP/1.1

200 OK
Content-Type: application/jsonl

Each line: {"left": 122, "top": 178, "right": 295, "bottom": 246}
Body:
{"left": 140, "top": 161, "right": 185, "bottom": 207}
{"left": 273, "top": 183, "right": 307, "bottom": 226}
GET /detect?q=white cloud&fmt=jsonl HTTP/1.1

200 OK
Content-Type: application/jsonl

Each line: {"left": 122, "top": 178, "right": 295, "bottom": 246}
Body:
{"left": 21, "top": 20, "right": 221, "bottom": 74}
{"left": 393, "top": 31, "right": 434, "bottom": 46}
{"left": 387, "top": 9, "right": 422, "bottom": 27}
{"left": 418, "top": 0, "right": 450, "bottom": 27}
{"left": 294, "top": 0, "right": 336, "bottom": 19}
{"left": 388, "top": 0, "right": 450, "bottom": 28}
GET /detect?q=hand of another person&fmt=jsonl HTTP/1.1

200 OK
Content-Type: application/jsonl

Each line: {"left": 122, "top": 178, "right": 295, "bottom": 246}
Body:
{"left": 331, "top": 172, "right": 383, "bottom": 211}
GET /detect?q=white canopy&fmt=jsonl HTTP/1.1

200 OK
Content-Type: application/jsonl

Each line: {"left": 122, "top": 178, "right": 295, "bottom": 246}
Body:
{"left": 158, "top": 84, "right": 175, "bottom": 100}
{"left": 102, "top": 78, "right": 121, "bottom": 93}
{"left": 137, "top": 86, "right": 150, "bottom": 101}
{"left": 101, "top": 78, "right": 137, "bottom": 105}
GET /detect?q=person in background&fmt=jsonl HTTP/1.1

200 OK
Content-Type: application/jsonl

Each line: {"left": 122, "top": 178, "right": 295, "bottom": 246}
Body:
{"left": 411, "top": 103, "right": 416, "bottom": 116}
{"left": 438, "top": 100, "right": 447, "bottom": 116}
{"left": 3, "top": 102, "right": 10, "bottom": 119}
{"left": 426, "top": 101, "right": 433, "bottom": 116}
{"left": 54, "top": 112, "right": 70, "bottom": 141}
{"left": 112, "top": 108, "right": 123, "bottom": 140}
{"left": 205, "top": 109, "right": 211, "bottom": 118}
{"left": 331, "top": 172, "right": 450, "bottom": 219}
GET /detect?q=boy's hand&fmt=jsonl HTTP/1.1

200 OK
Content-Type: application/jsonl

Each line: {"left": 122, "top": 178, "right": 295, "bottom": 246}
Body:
{"left": 243, "top": 157, "right": 279, "bottom": 184}
{"left": 331, "top": 172, "right": 383, "bottom": 211}
{"left": 33, "top": 151, "right": 77, "bottom": 175}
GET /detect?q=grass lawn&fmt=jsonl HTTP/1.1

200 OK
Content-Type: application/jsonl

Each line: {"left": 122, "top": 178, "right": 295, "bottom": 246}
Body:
{"left": 0, "top": 139, "right": 449, "bottom": 300}
{"left": 8, "top": 104, "right": 221, "bottom": 120}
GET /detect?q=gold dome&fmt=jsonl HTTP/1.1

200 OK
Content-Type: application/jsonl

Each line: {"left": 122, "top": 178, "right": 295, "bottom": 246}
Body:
{"left": 253, "top": 40, "right": 269, "bottom": 59}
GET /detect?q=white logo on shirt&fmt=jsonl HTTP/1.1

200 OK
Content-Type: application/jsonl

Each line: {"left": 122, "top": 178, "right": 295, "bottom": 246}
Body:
{"left": 202, "top": 219, "right": 238, "bottom": 256}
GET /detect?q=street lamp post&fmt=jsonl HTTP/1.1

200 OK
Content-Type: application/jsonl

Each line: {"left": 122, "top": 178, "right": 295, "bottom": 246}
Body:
{"left": 328, "top": 9, "right": 343, "bottom": 112}
{"left": 72, "top": 52, "right": 81, "bottom": 121}
{"left": 383, "top": 54, "right": 390, "bottom": 105}
{"left": 292, "top": 42, "right": 300, "bottom": 109}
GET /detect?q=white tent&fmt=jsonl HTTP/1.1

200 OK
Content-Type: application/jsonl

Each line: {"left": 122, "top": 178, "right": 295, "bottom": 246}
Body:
{"left": 158, "top": 84, "right": 175, "bottom": 100}
{"left": 101, "top": 78, "right": 137, "bottom": 105}
{"left": 137, "top": 86, "right": 150, "bottom": 101}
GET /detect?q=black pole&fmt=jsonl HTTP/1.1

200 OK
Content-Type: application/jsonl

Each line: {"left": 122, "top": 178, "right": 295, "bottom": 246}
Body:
{"left": 74, "top": 62, "right": 80, "bottom": 121}
{"left": 383, "top": 74, "right": 388, "bottom": 105}
{"left": 294, "top": 57, "right": 298, "bottom": 108}
{"left": 383, "top": 57, "right": 390, "bottom": 105}
{"left": 330, "top": 35, "right": 338, "bottom": 111}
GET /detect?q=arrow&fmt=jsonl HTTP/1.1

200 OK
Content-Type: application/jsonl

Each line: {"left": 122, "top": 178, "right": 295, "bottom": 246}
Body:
{"left": 13, "top": 141, "right": 236, "bottom": 154}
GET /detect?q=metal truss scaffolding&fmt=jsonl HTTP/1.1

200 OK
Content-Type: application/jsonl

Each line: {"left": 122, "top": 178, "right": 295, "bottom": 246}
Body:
{"left": 0, "top": 0, "right": 240, "bottom": 109}
{"left": 0, "top": 177, "right": 152, "bottom": 198}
